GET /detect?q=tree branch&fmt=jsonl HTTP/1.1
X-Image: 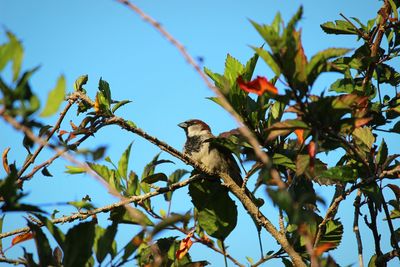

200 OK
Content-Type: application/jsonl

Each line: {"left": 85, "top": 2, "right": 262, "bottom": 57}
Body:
{"left": 0, "top": 174, "right": 203, "bottom": 240}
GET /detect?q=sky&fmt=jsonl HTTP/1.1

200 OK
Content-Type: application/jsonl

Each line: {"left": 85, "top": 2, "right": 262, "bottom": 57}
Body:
{"left": 1, "top": 0, "right": 399, "bottom": 266}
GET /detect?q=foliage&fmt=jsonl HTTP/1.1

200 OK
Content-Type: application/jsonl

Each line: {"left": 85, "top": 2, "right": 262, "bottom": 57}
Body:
{"left": 1, "top": 1, "right": 400, "bottom": 266}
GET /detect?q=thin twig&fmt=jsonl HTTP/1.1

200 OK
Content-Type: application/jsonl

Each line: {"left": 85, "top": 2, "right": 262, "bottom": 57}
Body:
{"left": 353, "top": 190, "right": 364, "bottom": 267}
{"left": 366, "top": 198, "right": 383, "bottom": 258}
{"left": 17, "top": 97, "right": 76, "bottom": 177}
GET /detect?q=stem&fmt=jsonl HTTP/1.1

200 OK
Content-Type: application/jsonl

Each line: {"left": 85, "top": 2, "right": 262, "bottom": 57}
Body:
{"left": 221, "top": 240, "right": 229, "bottom": 267}
{"left": 353, "top": 190, "right": 364, "bottom": 267}
{"left": 361, "top": 0, "right": 392, "bottom": 92}
{"left": 366, "top": 199, "right": 383, "bottom": 259}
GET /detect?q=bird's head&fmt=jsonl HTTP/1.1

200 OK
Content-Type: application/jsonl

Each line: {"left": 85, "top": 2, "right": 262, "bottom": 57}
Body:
{"left": 178, "top": 119, "right": 212, "bottom": 138}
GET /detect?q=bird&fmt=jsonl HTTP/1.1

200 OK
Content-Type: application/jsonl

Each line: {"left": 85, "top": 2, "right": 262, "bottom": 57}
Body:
{"left": 178, "top": 119, "right": 244, "bottom": 187}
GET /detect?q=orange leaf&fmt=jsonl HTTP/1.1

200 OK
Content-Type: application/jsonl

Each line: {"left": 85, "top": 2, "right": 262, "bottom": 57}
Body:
{"left": 294, "top": 129, "right": 304, "bottom": 144}
{"left": 2, "top": 147, "right": 10, "bottom": 174}
{"left": 237, "top": 76, "right": 278, "bottom": 96}
{"left": 11, "top": 232, "right": 33, "bottom": 246}
{"left": 314, "top": 243, "right": 335, "bottom": 256}
{"left": 176, "top": 232, "right": 194, "bottom": 260}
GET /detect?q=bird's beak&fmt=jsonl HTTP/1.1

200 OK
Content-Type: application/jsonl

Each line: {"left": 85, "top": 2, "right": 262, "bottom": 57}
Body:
{"left": 178, "top": 122, "right": 187, "bottom": 129}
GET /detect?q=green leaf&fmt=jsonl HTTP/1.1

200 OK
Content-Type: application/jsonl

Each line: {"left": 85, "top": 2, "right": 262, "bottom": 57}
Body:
{"left": 74, "top": 74, "right": 88, "bottom": 91}
{"left": 189, "top": 179, "right": 237, "bottom": 240}
{"left": 65, "top": 165, "right": 85, "bottom": 174}
{"left": 109, "top": 206, "right": 154, "bottom": 226}
{"left": 273, "top": 153, "right": 296, "bottom": 171}
{"left": 125, "top": 120, "right": 137, "bottom": 129}
{"left": 112, "top": 100, "right": 132, "bottom": 113}
{"left": 141, "top": 173, "right": 168, "bottom": 184}
{"left": 27, "top": 221, "right": 55, "bottom": 266}
{"left": 320, "top": 20, "right": 358, "bottom": 35}
{"left": 307, "top": 48, "right": 351, "bottom": 86}
{"left": 376, "top": 139, "right": 388, "bottom": 165}
{"left": 316, "top": 166, "right": 358, "bottom": 183}
{"left": 98, "top": 78, "right": 112, "bottom": 109}
{"left": 94, "top": 224, "right": 118, "bottom": 264}
{"left": 87, "top": 162, "right": 114, "bottom": 184}
{"left": 296, "top": 154, "right": 310, "bottom": 176}
{"left": 168, "top": 169, "right": 189, "bottom": 184}
{"left": 368, "top": 255, "right": 377, "bottom": 267}
{"left": 0, "top": 31, "right": 24, "bottom": 81}
{"left": 224, "top": 54, "right": 244, "bottom": 86}
{"left": 118, "top": 142, "right": 133, "bottom": 179}
{"left": 63, "top": 222, "right": 95, "bottom": 267}
{"left": 40, "top": 75, "right": 66, "bottom": 117}
{"left": 352, "top": 127, "right": 374, "bottom": 150}
{"left": 252, "top": 46, "right": 281, "bottom": 76}
{"left": 329, "top": 78, "right": 357, "bottom": 93}
{"left": 242, "top": 52, "right": 259, "bottom": 81}
{"left": 127, "top": 171, "right": 141, "bottom": 196}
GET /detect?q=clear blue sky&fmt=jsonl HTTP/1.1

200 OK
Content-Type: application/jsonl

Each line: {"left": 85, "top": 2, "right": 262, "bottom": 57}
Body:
{"left": 1, "top": 0, "right": 398, "bottom": 266}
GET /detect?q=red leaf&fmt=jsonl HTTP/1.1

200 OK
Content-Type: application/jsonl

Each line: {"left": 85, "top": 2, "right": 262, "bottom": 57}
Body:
{"left": 176, "top": 231, "right": 194, "bottom": 260}
{"left": 11, "top": 232, "right": 33, "bottom": 246}
{"left": 237, "top": 76, "right": 278, "bottom": 96}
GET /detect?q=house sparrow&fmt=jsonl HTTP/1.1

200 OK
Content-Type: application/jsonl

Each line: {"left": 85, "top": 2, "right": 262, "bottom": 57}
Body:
{"left": 178, "top": 119, "right": 244, "bottom": 187}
